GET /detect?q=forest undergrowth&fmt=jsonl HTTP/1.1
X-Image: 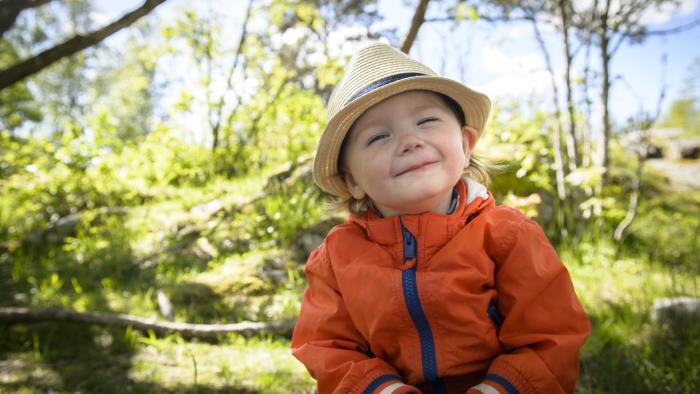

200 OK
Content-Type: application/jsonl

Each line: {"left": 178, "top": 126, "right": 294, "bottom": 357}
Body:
{"left": 1, "top": 128, "right": 699, "bottom": 393}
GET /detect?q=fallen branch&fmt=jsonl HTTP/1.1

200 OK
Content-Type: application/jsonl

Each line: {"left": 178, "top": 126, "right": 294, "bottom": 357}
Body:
{"left": 1, "top": 206, "right": 132, "bottom": 250}
{"left": 0, "top": 307, "right": 295, "bottom": 339}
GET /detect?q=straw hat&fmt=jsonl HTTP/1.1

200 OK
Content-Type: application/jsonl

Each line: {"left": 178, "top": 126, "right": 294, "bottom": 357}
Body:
{"left": 313, "top": 42, "right": 491, "bottom": 198}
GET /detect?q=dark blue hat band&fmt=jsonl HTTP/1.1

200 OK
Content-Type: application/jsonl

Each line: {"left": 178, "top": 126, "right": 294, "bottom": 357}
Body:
{"left": 345, "top": 72, "right": 426, "bottom": 105}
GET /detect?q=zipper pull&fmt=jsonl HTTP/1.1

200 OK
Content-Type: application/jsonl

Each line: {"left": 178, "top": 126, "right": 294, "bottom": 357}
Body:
{"left": 400, "top": 221, "right": 417, "bottom": 262}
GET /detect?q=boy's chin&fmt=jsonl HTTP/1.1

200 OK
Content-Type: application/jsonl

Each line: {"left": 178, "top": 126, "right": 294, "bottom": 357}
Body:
{"left": 375, "top": 192, "right": 454, "bottom": 217}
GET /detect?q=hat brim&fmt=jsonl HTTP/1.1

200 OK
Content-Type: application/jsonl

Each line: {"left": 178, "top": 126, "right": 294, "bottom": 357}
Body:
{"left": 313, "top": 75, "right": 491, "bottom": 198}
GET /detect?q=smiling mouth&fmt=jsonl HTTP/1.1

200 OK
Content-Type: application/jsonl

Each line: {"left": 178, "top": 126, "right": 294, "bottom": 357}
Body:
{"left": 395, "top": 161, "right": 437, "bottom": 176}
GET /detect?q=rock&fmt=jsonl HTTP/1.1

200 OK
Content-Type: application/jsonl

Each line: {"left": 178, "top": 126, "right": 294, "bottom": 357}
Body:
{"left": 260, "top": 269, "right": 288, "bottom": 285}
{"left": 194, "top": 236, "right": 219, "bottom": 258}
{"left": 259, "top": 255, "right": 291, "bottom": 285}
{"left": 157, "top": 290, "right": 174, "bottom": 321}
{"left": 646, "top": 160, "right": 700, "bottom": 190}
{"left": 295, "top": 217, "right": 344, "bottom": 258}
{"left": 619, "top": 130, "right": 664, "bottom": 159}
{"left": 652, "top": 297, "right": 700, "bottom": 322}
{"left": 649, "top": 128, "right": 683, "bottom": 139}
{"left": 645, "top": 144, "right": 663, "bottom": 159}
{"left": 680, "top": 144, "right": 700, "bottom": 159}
{"left": 298, "top": 233, "right": 325, "bottom": 256}
{"left": 667, "top": 140, "right": 700, "bottom": 160}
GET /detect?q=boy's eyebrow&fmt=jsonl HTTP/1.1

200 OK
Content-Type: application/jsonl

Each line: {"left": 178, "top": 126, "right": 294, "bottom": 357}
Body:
{"left": 412, "top": 94, "right": 447, "bottom": 112}
{"left": 350, "top": 116, "right": 384, "bottom": 138}
{"left": 349, "top": 96, "right": 446, "bottom": 139}
{"left": 412, "top": 103, "right": 442, "bottom": 113}
{"left": 361, "top": 102, "right": 442, "bottom": 125}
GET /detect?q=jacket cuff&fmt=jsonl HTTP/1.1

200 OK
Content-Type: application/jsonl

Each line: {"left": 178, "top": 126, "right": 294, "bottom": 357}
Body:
{"left": 467, "top": 382, "right": 503, "bottom": 394}
{"left": 486, "top": 358, "right": 538, "bottom": 394}
{"left": 358, "top": 374, "right": 420, "bottom": 394}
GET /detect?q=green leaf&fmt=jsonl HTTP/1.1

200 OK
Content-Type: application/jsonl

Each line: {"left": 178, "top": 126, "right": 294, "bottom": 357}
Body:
{"left": 455, "top": 3, "right": 479, "bottom": 22}
{"left": 455, "top": 2, "right": 468, "bottom": 22}
{"left": 469, "top": 6, "right": 479, "bottom": 21}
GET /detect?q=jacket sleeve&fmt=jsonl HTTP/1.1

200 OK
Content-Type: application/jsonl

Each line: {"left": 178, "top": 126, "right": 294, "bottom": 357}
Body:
{"left": 291, "top": 243, "right": 420, "bottom": 394}
{"left": 471, "top": 208, "right": 590, "bottom": 394}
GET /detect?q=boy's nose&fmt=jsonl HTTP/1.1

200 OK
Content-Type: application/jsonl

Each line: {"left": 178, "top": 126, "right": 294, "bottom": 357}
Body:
{"left": 399, "top": 132, "right": 424, "bottom": 154}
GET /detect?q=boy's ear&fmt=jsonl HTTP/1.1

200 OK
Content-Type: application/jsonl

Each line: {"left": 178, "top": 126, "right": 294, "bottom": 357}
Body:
{"left": 461, "top": 125, "right": 478, "bottom": 161}
{"left": 342, "top": 170, "right": 367, "bottom": 200}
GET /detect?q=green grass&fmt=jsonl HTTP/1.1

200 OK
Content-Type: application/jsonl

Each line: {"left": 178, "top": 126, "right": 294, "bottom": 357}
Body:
{"left": 564, "top": 243, "right": 700, "bottom": 393}
{"left": 128, "top": 335, "right": 314, "bottom": 393}
{"left": 3, "top": 242, "right": 698, "bottom": 392}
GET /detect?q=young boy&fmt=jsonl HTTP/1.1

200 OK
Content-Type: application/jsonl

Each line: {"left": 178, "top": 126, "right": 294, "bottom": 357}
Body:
{"left": 291, "top": 43, "right": 590, "bottom": 394}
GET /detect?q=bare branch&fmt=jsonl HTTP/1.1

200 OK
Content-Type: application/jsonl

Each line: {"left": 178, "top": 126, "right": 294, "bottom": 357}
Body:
{"left": 611, "top": 16, "right": 700, "bottom": 57}
{"left": 401, "top": 0, "right": 430, "bottom": 53}
{"left": 0, "top": 0, "right": 170, "bottom": 91}
{"left": 646, "top": 16, "right": 700, "bottom": 36}
{"left": 212, "top": 0, "right": 254, "bottom": 151}
{"left": 424, "top": 14, "right": 529, "bottom": 24}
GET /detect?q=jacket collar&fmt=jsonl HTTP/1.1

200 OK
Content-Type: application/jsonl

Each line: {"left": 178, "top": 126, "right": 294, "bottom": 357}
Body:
{"left": 348, "top": 178, "right": 494, "bottom": 249}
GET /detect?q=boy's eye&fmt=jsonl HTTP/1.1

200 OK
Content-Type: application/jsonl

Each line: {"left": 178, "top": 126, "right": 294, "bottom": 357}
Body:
{"left": 367, "top": 133, "right": 388, "bottom": 146}
{"left": 418, "top": 117, "right": 438, "bottom": 126}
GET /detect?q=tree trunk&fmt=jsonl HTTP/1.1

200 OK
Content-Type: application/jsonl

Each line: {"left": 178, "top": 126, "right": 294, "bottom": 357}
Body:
{"left": 600, "top": 0, "right": 612, "bottom": 183}
{"left": 530, "top": 15, "right": 567, "bottom": 204}
{"left": 0, "top": 0, "right": 170, "bottom": 91}
{"left": 401, "top": 0, "right": 430, "bottom": 53}
{"left": 559, "top": 0, "right": 580, "bottom": 169}
{"left": 581, "top": 5, "right": 596, "bottom": 169}
{"left": 0, "top": 307, "right": 295, "bottom": 339}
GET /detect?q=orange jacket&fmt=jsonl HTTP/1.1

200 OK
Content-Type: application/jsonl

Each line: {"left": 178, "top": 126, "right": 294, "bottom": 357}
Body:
{"left": 292, "top": 180, "right": 590, "bottom": 394}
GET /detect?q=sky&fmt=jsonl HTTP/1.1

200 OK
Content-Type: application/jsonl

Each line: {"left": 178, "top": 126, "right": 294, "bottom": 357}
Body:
{"left": 93, "top": 0, "right": 700, "bottom": 129}
{"left": 382, "top": 0, "right": 700, "bottom": 126}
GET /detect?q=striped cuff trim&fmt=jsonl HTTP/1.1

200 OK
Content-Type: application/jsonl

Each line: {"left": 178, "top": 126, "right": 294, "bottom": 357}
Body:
{"left": 485, "top": 374, "right": 519, "bottom": 394}
{"left": 471, "top": 383, "right": 501, "bottom": 394}
{"left": 379, "top": 382, "right": 412, "bottom": 394}
{"left": 363, "top": 374, "right": 402, "bottom": 394}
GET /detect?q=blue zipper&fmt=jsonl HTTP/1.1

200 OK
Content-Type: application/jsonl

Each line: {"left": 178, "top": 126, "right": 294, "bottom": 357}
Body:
{"left": 400, "top": 221, "right": 446, "bottom": 393}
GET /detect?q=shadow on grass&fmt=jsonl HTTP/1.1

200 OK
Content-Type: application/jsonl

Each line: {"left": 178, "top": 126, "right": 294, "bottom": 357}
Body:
{"left": 0, "top": 322, "right": 138, "bottom": 393}
{"left": 0, "top": 323, "right": 271, "bottom": 393}
{"left": 577, "top": 301, "right": 700, "bottom": 393}
{"left": 0, "top": 215, "right": 240, "bottom": 392}
{"left": 1, "top": 378, "right": 261, "bottom": 393}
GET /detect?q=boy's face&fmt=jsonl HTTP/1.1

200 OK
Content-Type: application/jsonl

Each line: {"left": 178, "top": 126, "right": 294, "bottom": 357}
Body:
{"left": 342, "top": 91, "right": 477, "bottom": 217}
